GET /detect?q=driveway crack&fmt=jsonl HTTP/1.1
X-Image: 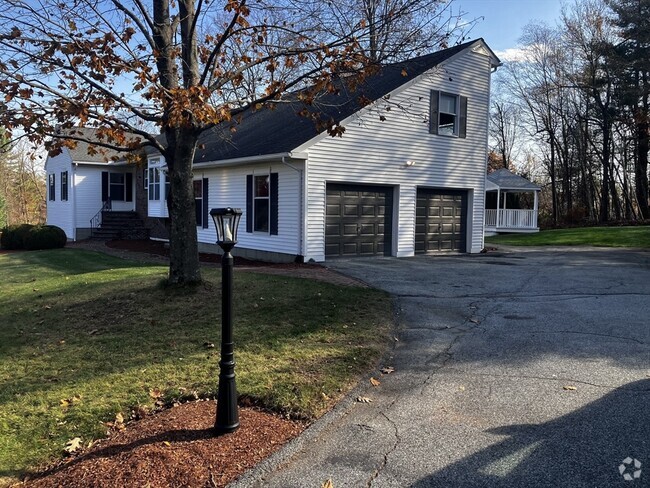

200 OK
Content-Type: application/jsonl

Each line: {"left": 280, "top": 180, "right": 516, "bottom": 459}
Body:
{"left": 366, "top": 412, "right": 400, "bottom": 487}
{"left": 445, "top": 370, "right": 650, "bottom": 391}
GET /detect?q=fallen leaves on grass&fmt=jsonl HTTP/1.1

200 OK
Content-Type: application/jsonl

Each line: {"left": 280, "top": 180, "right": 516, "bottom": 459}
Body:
{"left": 59, "top": 395, "right": 82, "bottom": 409}
{"left": 63, "top": 437, "right": 82, "bottom": 454}
{"left": 149, "top": 388, "right": 163, "bottom": 399}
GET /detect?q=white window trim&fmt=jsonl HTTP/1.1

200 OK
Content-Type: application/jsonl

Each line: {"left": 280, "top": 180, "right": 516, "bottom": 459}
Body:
{"left": 438, "top": 92, "right": 459, "bottom": 137}
{"left": 147, "top": 157, "right": 164, "bottom": 201}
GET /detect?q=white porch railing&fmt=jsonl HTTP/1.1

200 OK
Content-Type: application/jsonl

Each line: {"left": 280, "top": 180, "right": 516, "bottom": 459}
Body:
{"left": 485, "top": 209, "right": 497, "bottom": 227}
{"left": 485, "top": 209, "right": 537, "bottom": 229}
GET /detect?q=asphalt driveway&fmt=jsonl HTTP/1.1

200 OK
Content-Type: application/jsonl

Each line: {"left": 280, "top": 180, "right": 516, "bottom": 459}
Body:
{"left": 233, "top": 248, "right": 650, "bottom": 488}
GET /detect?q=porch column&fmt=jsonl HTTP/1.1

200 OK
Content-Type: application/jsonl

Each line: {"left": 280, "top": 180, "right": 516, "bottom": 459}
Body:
{"left": 496, "top": 187, "right": 501, "bottom": 228}
{"left": 502, "top": 191, "right": 507, "bottom": 227}
{"left": 533, "top": 190, "right": 539, "bottom": 228}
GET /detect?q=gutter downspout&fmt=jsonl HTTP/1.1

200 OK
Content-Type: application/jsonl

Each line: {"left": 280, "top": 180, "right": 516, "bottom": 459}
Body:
{"left": 72, "top": 162, "right": 78, "bottom": 241}
{"left": 281, "top": 155, "right": 304, "bottom": 260}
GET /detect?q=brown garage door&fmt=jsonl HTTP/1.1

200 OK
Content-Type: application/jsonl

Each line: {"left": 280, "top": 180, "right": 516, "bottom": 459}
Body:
{"left": 415, "top": 189, "right": 467, "bottom": 253}
{"left": 325, "top": 184, "right": 393, "bottom": 257}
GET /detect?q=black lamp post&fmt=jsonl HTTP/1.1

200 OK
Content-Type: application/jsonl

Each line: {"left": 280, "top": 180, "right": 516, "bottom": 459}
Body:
{"left": 210, "top": 207, "right": 242, "bottom": 433}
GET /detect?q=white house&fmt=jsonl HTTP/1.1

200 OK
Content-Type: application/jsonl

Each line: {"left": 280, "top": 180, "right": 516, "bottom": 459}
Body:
{"left": 45, "top": 131, "right": 137, "bottom": 241}
{"left": 46, "top": 39, "right": 501, "bottom": 262}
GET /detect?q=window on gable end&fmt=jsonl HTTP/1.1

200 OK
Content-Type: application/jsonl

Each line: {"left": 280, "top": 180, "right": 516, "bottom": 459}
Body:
{"left": 430, "top": 90, "right": 468, "bottom": 138}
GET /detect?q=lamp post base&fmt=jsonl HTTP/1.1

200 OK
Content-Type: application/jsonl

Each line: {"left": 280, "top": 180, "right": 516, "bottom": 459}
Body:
{"left": 215, "top": 357, "right": 239, "bottom": 433}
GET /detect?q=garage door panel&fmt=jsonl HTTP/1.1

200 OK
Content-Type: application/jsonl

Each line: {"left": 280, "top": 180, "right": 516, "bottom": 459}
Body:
{"left": 342, "top": 243, "right": 358, "bottom": 255}
{"left": 326, "top": 184, "right": 393, "bottom": 257}
{"left": 326, "top": 224, "right": 340, "bottom": 235}
{"left": 415, "top": 189, "right": 467, "bottom": 254}
{"left": 441, "top": 223, "right": 455, "bottom": 233}
{"left": 326, "top": 204, "right": 340, "bottom": 216}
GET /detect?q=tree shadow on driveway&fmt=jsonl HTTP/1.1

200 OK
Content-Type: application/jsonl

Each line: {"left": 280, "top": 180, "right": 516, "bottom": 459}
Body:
{"left": 411, "top": 379, "right": 649, "bottom": 488}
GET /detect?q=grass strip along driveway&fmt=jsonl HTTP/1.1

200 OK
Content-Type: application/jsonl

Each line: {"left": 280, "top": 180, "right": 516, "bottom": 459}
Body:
{"left": 485, "top": 225, "right": 650, "bottom": 248}
{"left": 0, "top": 249, "right": 392, "bottom": 482}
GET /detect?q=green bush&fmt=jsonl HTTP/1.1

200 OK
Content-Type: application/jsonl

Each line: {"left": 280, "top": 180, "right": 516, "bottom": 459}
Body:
{"left": 0, "top": 224, "right": 67, "bottom": 250}
{"left": 24, "top": 225, "right": 67, "bottom": 250}
{"left": 0, "top": 224, "right": 35, "bottom": 250}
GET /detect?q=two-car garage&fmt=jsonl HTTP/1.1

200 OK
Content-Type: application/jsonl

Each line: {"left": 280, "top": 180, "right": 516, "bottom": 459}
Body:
{"left": 325, "top": 183, "right": 467, "bottom": 258}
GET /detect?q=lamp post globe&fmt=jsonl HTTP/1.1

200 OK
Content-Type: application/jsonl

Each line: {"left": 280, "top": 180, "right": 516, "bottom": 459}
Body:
{"left": 210, "top": 207, "right": 242, "bottom": 433}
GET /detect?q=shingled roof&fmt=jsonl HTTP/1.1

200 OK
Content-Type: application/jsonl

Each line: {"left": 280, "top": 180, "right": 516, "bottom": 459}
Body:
{"left": 58, "top": 127, "right": 137, "bottom": 163}
{"left": 191, "top": 39, "right": 487, "bottom": 164}
{"left": 487, "top": 168, "right": 540, "bottom": 191}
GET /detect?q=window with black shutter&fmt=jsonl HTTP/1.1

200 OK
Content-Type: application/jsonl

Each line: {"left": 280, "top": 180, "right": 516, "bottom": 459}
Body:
{"left": 49, "top": 174, "right": 55, "bottom": 201}
{"left": 430, "top": 90, "right": 467, "bottom": 138}
{"left": 246, "top": 173, "right": 278, "bottom": 234}
{"left": 60, "top": 171, "right": 68, "bottom": 201}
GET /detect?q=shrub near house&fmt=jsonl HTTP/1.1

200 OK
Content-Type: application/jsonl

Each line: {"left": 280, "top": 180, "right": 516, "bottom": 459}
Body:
{"left": 0, "top": 224, "right": 67, "bottom": 250}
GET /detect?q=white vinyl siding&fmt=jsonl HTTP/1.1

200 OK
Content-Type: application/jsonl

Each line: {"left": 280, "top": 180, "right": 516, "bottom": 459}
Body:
{"left": 45, "top": 150, "right": 75, "bottom": 239}
{"left": 73, "top": 166, "right": 104, "bottom": 230}
{"left": 303, "top": 48, "right": 491, "bottom": 261}
{"left": 194, "top": 162, "right": 303, "bottom": 255}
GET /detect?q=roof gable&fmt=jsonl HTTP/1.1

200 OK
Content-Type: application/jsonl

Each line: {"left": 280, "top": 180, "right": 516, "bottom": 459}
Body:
{"left": 193, "top": 39, "right": 488, "bottom": 164}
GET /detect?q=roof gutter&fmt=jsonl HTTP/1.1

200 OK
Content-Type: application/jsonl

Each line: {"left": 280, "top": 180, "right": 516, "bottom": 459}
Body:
{"left": 193, "top": 151, "right": 308, "bottom": 169}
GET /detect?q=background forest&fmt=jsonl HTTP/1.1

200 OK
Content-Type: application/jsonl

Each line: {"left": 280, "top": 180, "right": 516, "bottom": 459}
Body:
{"left": 490, "top": 0, "right": 650, "bottom": 227}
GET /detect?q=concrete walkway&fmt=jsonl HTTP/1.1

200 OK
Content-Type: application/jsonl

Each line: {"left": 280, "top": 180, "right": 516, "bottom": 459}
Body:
{"left": 233, "top": 248, "right": 650, "bottom": 488}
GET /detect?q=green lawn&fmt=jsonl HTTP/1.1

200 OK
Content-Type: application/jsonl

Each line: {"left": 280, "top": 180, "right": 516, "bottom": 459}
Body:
{"left": 0, "top": 249, "right": 392, "bottom": 483}
{"left": 485, "top": 226, "right": 650, "bottom": 248}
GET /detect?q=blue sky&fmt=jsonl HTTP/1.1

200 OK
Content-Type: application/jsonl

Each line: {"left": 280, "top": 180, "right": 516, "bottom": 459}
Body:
{"left": 457, "top": 0, "right": 563, "bottom": 55}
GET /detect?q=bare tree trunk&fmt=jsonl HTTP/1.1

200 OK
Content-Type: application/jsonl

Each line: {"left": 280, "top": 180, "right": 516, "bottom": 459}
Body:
{"left": 635, "top": 117, "right": 649, "bottom": 219}
{"left": 550, "top": 135, "right": 558, "bottom": 225}
{"left": 166, "top": 128, "right": 201, "bottom": 284}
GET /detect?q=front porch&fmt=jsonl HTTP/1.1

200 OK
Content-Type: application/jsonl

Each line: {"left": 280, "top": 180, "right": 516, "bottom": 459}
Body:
{"left": 485, "top": 169, "right": 540, "bottom": 235}
{"left": 485, "top": 208, "right": 538, "bottom": 234}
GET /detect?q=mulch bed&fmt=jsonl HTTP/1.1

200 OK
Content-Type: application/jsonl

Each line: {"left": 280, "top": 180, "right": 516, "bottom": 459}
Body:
{"left": 22, "top": 401, "right": 304, "bottom": 488}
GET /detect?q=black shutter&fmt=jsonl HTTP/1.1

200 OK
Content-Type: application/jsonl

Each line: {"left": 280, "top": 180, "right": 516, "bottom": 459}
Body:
{"left": 246, "top": 174, "right": 253, "bottom": 233}
{"left": 51, "top": 174, "right": 56, "bottom": 201}
{"left": 126, "top": 173, "right": 133, "bottom": 202}
{"left": 202, "top": 178, "right": 209, "bottom": 228}
{"left": 429, "top": 90, "right": 439, "bottom": 134}
{"left": 101, "top": 171, "right": 108, "bottom": 201}
{"left": 270, "top": 172, "right": 278, "bottom": 235}
{"left": 459, "top": 96, "right": 468, "bottom": 139}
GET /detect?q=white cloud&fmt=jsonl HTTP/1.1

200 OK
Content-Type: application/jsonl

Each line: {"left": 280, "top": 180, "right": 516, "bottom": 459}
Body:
{"left": 494, "top": 47, "right": 530, "bottom": 62}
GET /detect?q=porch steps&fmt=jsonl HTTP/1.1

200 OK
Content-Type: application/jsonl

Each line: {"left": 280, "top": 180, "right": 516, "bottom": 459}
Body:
{"left": 92, "top": 211, "right": 149, "bottom": 240}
